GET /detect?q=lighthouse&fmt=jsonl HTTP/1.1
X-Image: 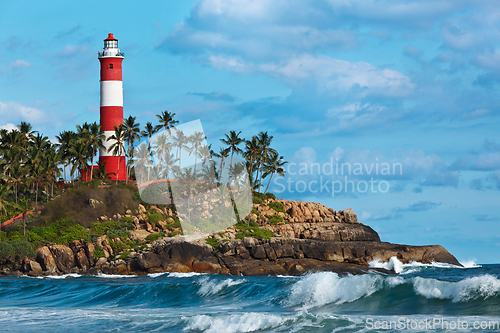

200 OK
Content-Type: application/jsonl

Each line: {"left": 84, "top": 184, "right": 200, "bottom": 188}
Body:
{"left": 98, "top": 33, "right": 126, "bottom": 181}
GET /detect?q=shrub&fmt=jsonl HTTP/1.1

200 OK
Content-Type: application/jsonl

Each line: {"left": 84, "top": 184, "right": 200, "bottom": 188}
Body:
{"left": 0, "top": 239, "right": 36, "bottom": 265}
{"left": 108, "top": 239, "right": 138, "bottom": 253}
{"left": 90, "top": 221, "right": 121, "bottom": 235}
{"left": 147, "top": 213, "right": 164, "bottom": 226}
{"left": 94, "top": 246, "right": 105, "bottom": 258}
{"left": 145, "top": 233, "right": 162, "bottom": 242}
{"left": 168, "top": 231, "right": 182, "bottom": 237}
{"left": 106, "top": 227, "right": 130, "bottom": 240}
{"left": 121, "top": 217, "right": 134, "bottom": 224}
{"left": 28, "top": 219, "right": 90, "bottom": 246}
{"left": 267, "top": 215, "right": 283, "bottom": 225}
{"left": 252, "top": 192, "right": 266, "bottom": 205}
{"left": 205, "top": 238, "right": 219, "bottom": 250}
{"left": 268, "top": 201, "right": 284, "bottom": 213}
{"left": 234, "top": 221, "right": 274, "bottom": 240}
{"left": 266, "top": 193, "right": 276, "bottom": 200}
{"left": 119, "top": 250, "right": 131, "bottom": 260}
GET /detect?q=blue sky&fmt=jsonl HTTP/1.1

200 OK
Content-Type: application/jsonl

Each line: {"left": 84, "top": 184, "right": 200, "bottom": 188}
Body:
{"left": 1, "top": 0, "right": 500, "bottom": 263}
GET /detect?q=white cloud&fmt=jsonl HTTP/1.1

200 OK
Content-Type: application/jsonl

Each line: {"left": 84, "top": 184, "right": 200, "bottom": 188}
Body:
{"left": 461, "top": 108, "right": 490, "bottom": 120}
{"left": 207, "top": 54, "right": 414, "bottom": 97}
{"left": 475, "top": 49, "right": 500, "bottom": 71}
{"left": 0, "top": 123, "right": 16, "bottom": 131}
{"left": 0, "top": 101, "right": 45, "bottom": 123}
{"left": 4, "top": 59, "right": 32, "bottom": 71}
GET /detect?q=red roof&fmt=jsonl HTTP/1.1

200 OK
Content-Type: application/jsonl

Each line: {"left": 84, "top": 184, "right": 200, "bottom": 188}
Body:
{"left": 105, "top": 33, "right": 117, "bottom": 41}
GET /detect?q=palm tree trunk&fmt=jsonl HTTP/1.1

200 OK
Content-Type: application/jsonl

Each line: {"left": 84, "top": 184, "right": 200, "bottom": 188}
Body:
{"left": 116, "top": 157, "right": 120, "bottom": 185}
{"left": 264, "top": 172, "right": 274, "bottom": 194}
{"left": 35, "top": 182, "right": 38, "bottom": 211}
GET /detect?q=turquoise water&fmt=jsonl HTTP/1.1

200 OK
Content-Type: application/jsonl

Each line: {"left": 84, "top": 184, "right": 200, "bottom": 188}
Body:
{"left": 1, "top": 262, "right": 499, "bottom": 332}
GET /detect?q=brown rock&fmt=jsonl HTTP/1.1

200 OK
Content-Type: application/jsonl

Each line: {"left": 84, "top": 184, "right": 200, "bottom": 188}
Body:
{"left": 251, "top": 245, "right": 267, "bottom": 259}
{"left": 49, "top": 244, "right": 76, "bottom": 272}
{"left": 136, "top": 252, "right": 161, "bottom": 270}
{"left": 36, "top": 246, "right": 58, "bottom": 273}
{"left": 23, "top": 260, "right": 43, "bottom": 273}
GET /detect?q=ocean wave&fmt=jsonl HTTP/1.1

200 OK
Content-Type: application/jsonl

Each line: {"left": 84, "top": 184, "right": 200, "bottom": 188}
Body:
{"left": 168, "top": 272, "right": 206, "bottom": 278}
{"left": 369, "top": 256, "right": 479, "bottom": 275}
{"left": 285, "top": 272, "right": 386, "bottom": 309}
{"left": 182, "top": 313, "right": 291, "bottom": 333}
{"left": 414, "top": 274, "right": 500, "bottom": 302}
{"left": 197, "top": 276, "right": 246, "bottom": 296}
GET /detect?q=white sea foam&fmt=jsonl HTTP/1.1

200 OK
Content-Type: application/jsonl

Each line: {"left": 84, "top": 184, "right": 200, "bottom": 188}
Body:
{"left": 183, "top": 313, "right": 290, "bottom": 333}
{"left": 461, "top": 260, "right": 482, "bottom": 268}
{"left": 37, "top": 273, "right": 82, "bottom": 279}
{"left": 197, "top": 277, "right": 246, "bottom": 296}
{"left": 286, "top": 272, "right": 385, "bottom": 309}
{"left": 168, "top": 272, "right": 205, "bottom": 278}
{"left": 369, "top": 256, "right": 471, "bottom": 274}
{"left": 369, "top": 257, "right": 405, "bottom": 274}
{"left": 413, "top": 274, "right": 500, "bottom": 302}
{"left": 147, "top": 272, "right": 168, "bottom": 278}
{"left": 95, "top": 273, "right": 137, "bottom": 278}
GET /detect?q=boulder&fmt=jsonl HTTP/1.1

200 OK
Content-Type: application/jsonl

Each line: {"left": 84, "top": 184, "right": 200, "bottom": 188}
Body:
{"left": 36, "top": 246, "right": 58, "bottom": 273}
{"left": 23, "top": 259, "right": 43, "bottom": 273}
{"left": 136, "top": 252, "right": 161, "bottom": 270}
{"left": 49, "top": 244, "right": 75, "bottom": 272}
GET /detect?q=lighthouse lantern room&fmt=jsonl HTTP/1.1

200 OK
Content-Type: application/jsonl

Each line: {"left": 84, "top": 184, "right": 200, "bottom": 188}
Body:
{"left": 98, "top": 33, "right": 126, "bottom": 181}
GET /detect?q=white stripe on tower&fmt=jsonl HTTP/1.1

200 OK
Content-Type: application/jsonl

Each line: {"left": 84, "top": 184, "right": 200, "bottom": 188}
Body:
{"left": 100, "top": 81, "right": 123, "bottom": 107}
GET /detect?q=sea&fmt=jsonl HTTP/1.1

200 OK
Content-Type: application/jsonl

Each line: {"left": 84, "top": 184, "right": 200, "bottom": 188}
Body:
{"left": 1, "top": 259, "right": 499, "bottom": 332}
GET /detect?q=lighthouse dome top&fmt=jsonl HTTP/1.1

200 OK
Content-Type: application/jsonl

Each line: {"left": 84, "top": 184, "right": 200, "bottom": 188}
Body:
{"left": 99, "top": 33, "right": 124, "bottom": 58}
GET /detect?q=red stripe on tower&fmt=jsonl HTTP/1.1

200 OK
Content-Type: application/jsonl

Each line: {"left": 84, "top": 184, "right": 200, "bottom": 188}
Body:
{"left": 98, "top": 33, "right": 126, "bottom": 181}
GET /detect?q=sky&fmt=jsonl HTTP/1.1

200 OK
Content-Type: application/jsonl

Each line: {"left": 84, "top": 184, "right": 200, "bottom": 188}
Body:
{"left": 1, "top": 0, "right": 500, "bottom": 263}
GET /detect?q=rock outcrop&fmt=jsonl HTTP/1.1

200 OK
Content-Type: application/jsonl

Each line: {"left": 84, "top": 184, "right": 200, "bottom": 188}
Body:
{"left": 13, "top": 199, "right": 461, "bottom": 277}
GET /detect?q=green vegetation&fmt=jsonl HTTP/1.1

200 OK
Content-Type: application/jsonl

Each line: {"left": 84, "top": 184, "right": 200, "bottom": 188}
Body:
{"left": 267, "top": 214, "right": 283, "bottom": 225}
{"left": 205, "top": 237, "right": 220, "bottom": 250}
{"left": 27, "top": 218, "right": 90, "bottom": 247}
{"left": 0, "top": 115, "right": 291, "bottom": 268}
{"left": 145, "top": 233, "right": 163, "bottom": 242}
{"left": 0, "top": 239, "right": 36, "bottom": 265}
{"left": 168, "top": 230, "right": 182, "bottom": 237}
{"left": 146, "top": 213, "right": 164, "bottom": 226}
{"left": 118, "top": 250, "right": 131, "bottom": 260}
{"left": 268, "top": 201, "right": 284, "bottom": 213}
{"left": 234, "top": 221, "right": 273, "bottom": 240}
{"left": 94, "top": 246, "right": 105, "bottom": 258}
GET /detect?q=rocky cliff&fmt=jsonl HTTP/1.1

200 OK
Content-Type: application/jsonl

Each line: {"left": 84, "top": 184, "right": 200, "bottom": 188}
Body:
{"left": 6, "top": 197, "right": 461, "bottom": 277}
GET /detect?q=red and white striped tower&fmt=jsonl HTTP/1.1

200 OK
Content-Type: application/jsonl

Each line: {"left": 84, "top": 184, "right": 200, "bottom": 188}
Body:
{"left": 98, "top": 33, "right": 126, "bottom": 180}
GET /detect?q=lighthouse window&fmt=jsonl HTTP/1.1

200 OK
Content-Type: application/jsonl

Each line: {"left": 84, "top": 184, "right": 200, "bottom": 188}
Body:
{"left": 108, "top": 63, "right": 113, "bottom": 69}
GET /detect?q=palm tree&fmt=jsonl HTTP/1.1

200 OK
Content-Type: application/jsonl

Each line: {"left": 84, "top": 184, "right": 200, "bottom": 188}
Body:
{"left": 0, "top": 184, "right": 12, "bottom": 217}
{"left": 4, "top": 162, "right": 27, "bottom": 207}
{"left": 141, "top": 121, "right": 158, "bottom": 150}
{"left": 243, "top": 136, "right": 260, "bottom": 179}
{"left": 155, "top": 110, "right": 179, "bottom": 135}
{"left": 43, "top": 147, "right": 62, "bottom": 197}
{"left": 56, "top": 130, "right": 74, "bottom": 182}
{"left": 30, "top": 163, "right": 45, "bottom": 211}
{"left": 68, "top": 141, "right": 88, "bottom": 181}
{"left": 172, "top": 130, "right": 190, "bottom": 170}
{"left": 17, "top": 121, "right": 36, "bottom": 141}
{"left": 19, "top": 196, "right": 31, "bottom": 236}
{"left": 107, "top": 124, "right": 126, "bottom": 185}
{"left": 256, "top": 131, "right": 277, "bottom": 192}
{"left": 190, "top": 131, "right": 205, "bottom": 174}
{"left": 220, "top": 130, "right": 243, "bottom": 167}
{"left": 123, "top": 115, "right": 141, "bottom": 182}
{"left": 87, "top": 122, "right": 105, "bottom": 181}
{"left": 262, "top": 152, "right": 287, "bottom": 193}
